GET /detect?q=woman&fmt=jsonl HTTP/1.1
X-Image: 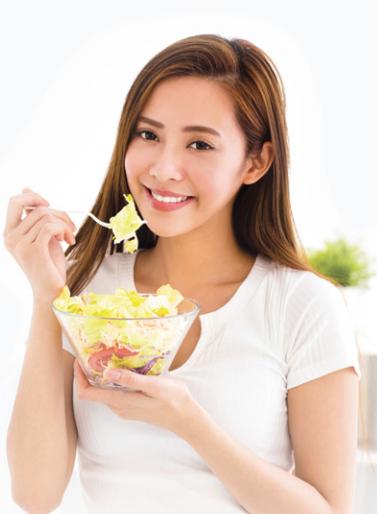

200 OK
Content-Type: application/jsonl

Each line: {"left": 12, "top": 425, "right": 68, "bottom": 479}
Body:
{"left": 5, "top": 34, "right": 361, "bottom": 514}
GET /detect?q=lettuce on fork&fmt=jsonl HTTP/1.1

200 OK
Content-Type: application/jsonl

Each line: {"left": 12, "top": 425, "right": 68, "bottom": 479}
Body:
{"left": 109, "top": 193, "right": 147, "bottom": 253}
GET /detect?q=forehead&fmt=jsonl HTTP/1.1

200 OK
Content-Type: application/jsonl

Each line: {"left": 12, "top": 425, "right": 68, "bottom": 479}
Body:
{"left": 139, "top": 77, "right": 238, "bottom": 131}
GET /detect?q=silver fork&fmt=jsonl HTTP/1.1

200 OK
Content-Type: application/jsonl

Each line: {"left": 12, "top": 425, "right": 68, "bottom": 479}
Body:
{"left": 59, "top": 209, "right": 148, "bottom": 230}
{"left": 59, "top": 209, "right": 113, "bottom": 228}
{"left": 73, "top": 210, "right": 147, "bottom": 230}
{"left": 25, "top": 206, "right": 112, "bottom": 228}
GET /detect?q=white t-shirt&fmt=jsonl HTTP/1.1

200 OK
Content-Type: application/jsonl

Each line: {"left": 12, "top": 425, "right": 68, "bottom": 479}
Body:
{"left": 61, "top": 250, "right": 361, "bottom": 513}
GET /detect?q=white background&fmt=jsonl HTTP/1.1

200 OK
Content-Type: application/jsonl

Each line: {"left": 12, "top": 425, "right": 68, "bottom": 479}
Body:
{"left": 1, "top": 1, "right": 376, "bottom": 512}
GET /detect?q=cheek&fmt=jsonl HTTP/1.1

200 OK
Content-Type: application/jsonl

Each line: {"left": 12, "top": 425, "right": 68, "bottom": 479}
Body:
{"left": 124, "top": 146, "right": 149, "bottom": 177}
{"left": 198, "top": 173, "right": 228, "bottom": 203}
{"left": 200, "top": 176, "right": 217, "bottom": 198}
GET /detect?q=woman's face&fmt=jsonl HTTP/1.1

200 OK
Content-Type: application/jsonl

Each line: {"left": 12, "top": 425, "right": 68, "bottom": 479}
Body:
{"left": 125, "top": 76, "right": 254, "bottom": 237}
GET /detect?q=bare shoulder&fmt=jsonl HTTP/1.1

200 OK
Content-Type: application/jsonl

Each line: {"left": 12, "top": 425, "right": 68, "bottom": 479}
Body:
{"left": 287, "top": 366, "right": 359, "bottom": 514}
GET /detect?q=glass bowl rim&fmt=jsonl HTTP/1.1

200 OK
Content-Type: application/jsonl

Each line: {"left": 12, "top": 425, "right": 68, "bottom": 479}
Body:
{"left": 51, "top": 293, "right": 201, "bottom": 321}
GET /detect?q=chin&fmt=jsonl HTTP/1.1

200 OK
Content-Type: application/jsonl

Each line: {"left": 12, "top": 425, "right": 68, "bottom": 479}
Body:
{"left": 145, "top": 226, "right": 185, "bottom": 238}
{"left": 143, "top": 220, "right": 196, "bottom": 239}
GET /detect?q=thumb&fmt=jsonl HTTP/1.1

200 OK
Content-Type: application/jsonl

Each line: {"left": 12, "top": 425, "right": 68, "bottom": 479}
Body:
{"left": 104, "top": 367, "right": 159, "bottom": 395}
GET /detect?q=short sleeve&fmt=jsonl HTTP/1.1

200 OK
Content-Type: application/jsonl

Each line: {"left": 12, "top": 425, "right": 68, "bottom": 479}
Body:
{"left": 284, "top": 274, "right": 362, "bottom": 390}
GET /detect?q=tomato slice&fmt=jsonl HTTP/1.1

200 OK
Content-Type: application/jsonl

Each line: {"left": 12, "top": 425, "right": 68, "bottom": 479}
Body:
{"left": 88, "top": 343, "right": 139, "bottom": 372}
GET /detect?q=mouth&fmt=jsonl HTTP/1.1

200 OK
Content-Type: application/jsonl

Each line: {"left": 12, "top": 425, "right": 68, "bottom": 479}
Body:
{"left": 143, "top": 186, "right": 195, "bottom": 211}
{"left": 145, "top": 186, "right": 195, "bottom": 199}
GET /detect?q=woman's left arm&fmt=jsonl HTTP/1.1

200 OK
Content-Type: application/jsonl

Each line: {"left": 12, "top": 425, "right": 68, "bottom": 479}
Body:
{"left": 74, "top": 362, "right": 358, "bottom": 514}
{"left": 179, "top": 367, "right": 359, "bottom": 514}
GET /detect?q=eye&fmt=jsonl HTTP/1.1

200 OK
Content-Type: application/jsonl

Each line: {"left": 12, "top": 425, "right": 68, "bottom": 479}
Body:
{"left": 136, "top": 130, "right": 157, "bottom": 141}
{"left": 135, "top": 130, "right": 214, "bottom": 151}
{"left": 190, "top": 140, "right": 214, "bottom": 151}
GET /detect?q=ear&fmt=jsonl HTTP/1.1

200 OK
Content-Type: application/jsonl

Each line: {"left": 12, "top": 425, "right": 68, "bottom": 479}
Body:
{"left": 242, "top": 141, "right": 274, "bottom": 185}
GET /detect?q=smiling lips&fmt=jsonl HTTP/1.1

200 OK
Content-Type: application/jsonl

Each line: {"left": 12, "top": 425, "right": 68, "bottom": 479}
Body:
{"left": 144, "top": 186, "right": 195, "bottom": 211}
{"left": 145, "top": 186, "right": 195, "bottom": 198}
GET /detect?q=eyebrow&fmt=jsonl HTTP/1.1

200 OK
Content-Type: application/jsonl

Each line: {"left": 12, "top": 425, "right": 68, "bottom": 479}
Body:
{"left": 137, "top": 116, "right": 221, "bottom": 137}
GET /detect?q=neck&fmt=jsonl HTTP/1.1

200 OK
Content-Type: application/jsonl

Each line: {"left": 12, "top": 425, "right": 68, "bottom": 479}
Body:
{"left": 139, "top": 219, "right": 256, "bottom": 291}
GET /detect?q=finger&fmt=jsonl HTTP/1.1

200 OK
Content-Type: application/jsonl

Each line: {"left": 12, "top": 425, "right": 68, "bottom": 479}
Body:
{"left": 103, "top": 367, "right": 162, "bottom": 397}
{"left": 22, "top": 187, "right": 35, "bottom": 202}
{"left": 17, "top": 207, "right": 51, "bottom": 235}
{"left": 74, "top": 360, "right": 133, "bottom": 406}
{"left": 74, "top": 361, "right": 113, "bottom": 403}
{"left": 31, "top": 220, "right": 75, "bottom": 248}
{"left": 5, "top": 191, "right": 50, "bottom": 233}
{"left": 22, "top": 202, "right": 77, "bottom": 230}
{"left": 49, "top": 209, "right": 77, "bottom": 231}
{"left": 23, "top": 218, "right": 73, "bottom": 246}
{"left": 20, "top": 187, "right": 49, "bottom": 213}
{"left": 17, "top": 207, "right": 55, "bottom": 236}
{"left": 19, "top": 206, "right": 76, "bottom": 236}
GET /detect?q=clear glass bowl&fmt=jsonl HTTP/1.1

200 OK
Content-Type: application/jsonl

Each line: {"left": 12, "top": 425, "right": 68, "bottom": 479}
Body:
{"left": 52, "top": 294, "right": 200, "bottom": 390}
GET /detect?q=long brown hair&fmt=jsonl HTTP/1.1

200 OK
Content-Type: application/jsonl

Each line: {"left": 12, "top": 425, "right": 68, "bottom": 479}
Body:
{"left": 64, "top": 33, "right": 333, "bottom": 294}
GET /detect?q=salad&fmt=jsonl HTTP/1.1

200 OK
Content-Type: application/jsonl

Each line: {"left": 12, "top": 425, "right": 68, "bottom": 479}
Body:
{"left": 53, "top": 284, "right": 187, "bottom": 380}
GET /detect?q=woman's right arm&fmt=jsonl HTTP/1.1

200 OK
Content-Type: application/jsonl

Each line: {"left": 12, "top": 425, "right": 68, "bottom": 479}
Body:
{"left": 7, "top": 305, "right": 77, "bottom": 513}
{"left": 4, "top": 188, "right": 78, "bottom": 513}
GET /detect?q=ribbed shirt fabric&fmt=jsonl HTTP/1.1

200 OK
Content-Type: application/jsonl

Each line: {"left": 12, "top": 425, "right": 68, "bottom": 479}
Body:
{"left": 60, "top": 250, "right": 361, "bottom": 513}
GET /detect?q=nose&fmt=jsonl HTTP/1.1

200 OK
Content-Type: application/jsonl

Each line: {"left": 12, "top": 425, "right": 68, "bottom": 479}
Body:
{"left": 149, "top": 146, "right": 185, "bottom": 182}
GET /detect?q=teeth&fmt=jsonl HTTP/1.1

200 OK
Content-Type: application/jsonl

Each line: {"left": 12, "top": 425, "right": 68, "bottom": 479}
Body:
{"left": 151, "top": 190, "right": 189, "bottom": 203}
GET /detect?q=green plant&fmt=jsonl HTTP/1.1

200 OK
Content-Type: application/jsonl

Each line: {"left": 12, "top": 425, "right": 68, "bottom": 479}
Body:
{"left": 306, "top": 237, "right": 376, "bottom": 288}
